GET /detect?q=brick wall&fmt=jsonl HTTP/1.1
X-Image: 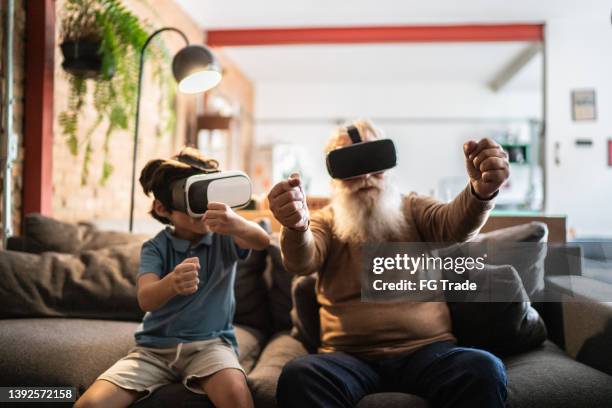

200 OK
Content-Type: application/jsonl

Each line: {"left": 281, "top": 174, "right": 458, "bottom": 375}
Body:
{"left": 0, "top": 0, "right": 26, "bottom": 241}
{"left": 51, "top": 0, "right": 254, "bottom": 228}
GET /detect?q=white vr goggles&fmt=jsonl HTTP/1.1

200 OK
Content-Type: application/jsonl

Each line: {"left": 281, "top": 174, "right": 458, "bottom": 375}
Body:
{"left": 170, "top": 170, "right": 252, "bottom": 217}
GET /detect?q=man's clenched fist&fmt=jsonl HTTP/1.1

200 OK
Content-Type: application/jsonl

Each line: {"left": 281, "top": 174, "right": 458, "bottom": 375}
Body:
{"left": 464, "top": 138, "right": 510, "bottom": 200}
{"left": 267, "top": 173, "right": 309, "bottom": 231}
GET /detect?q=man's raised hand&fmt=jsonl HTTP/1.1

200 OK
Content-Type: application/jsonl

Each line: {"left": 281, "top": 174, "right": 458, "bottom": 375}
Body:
{"left": 267, "top": 173, "right": 309, "bottom": 231}
{"left": 464, "top": 138, "right": 510, "bottom": 200}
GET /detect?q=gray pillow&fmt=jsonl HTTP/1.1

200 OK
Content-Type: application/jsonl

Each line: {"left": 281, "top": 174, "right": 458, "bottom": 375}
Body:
{"left": 21, "top": 213, "right": 84, "bottom": 253}
{"left": 475, "top": 221, "right": 548, "bottom": 297}
{"left": 234, "top": 247, "right": 272, "bottom": 335}
{"left": 290, "top": 274, "right": 320, "bottom": 352}
{"left": 265, "top": 237, "right": 294, "bottom": 332}
{"left": 16, "top": 213, "right": 148, "bottom": 254}
{"left": 445, "top": 264, "right": 547, "bottom": 357}
{"left": 0, "top": 245, "right": 143, "bottom": 321}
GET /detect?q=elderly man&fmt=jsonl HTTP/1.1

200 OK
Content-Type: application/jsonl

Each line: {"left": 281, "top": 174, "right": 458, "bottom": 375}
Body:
{"left": 267, "top": 120, "right": 510, "bottom": 408}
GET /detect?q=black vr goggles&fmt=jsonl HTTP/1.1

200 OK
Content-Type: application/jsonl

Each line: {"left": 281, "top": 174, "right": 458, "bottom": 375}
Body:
{"left": 170, "top": 170, "right": 252, "bottom": 217}
{"left": 326, "top": 125, "right": 397, "bottom": 179}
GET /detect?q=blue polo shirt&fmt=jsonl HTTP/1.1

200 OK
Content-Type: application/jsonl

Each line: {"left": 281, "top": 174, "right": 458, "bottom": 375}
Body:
{"left": 134, "top": 227, "right": 249, "bottom": 351}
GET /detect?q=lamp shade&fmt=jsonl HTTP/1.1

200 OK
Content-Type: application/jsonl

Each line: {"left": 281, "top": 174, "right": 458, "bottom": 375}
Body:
{"left": 172, "top": 45, "right": 222, "bottom": 94}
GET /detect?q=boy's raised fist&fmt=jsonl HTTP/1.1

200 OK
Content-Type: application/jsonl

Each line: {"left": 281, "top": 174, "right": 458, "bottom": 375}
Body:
{"left": 170, "top": 257, "right": 200, "bottom": 295}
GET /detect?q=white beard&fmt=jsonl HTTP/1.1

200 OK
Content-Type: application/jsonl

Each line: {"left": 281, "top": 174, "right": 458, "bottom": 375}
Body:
{"left": 331, "top": 174, "right": 408, "bottom": 244}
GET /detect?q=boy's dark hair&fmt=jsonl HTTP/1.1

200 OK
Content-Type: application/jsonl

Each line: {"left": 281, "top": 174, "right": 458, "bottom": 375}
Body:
{"left": 139, "top": 147, "right": 220, "bottom": 224}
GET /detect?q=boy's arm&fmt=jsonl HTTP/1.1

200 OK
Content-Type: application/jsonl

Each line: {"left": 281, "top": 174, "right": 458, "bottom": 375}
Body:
{"left": 232, "top": 219, "right": 270, "bottom": 250}
{"left": 137, "top": 257, "right": 200, "bottom": 312}
{"left": 203, "top": 202, "right": 270, "bottom": 250}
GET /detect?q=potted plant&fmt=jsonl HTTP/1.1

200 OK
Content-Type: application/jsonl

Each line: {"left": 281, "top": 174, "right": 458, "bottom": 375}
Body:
{"left": 60, "top": 0, "right": 109, "bottom": 78}
{"left": 58, "top": 0, "right": 175, "bottom": 185}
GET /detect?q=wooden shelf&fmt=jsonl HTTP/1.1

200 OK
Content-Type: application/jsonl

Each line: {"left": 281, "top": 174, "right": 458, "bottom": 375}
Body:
{"left": 197, "top": 114, "right": 232, "bottom": 131}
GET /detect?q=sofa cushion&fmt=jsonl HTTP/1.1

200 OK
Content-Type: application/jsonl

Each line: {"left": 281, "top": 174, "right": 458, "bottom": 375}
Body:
{"left": 20, "top": 213, "right": 84, "bottom": 253}
{"left": 478, "top": 221, "right": 548, "bottom": 243}
{"left": 475, "top": 221, "right": 548, "bottom": 297}
{"left": 0, "top": 319, "right": 264, "bottom": 398}
{"left": 248, "top": 332, "right": 309, "bottom": 408}
{"left": 445, "top": 264, "right": 547, "bottom": 357}
{"left": 290, "top": 274, "right": 320, "bottom": 352}
{"left": 504, "top": 340, "right": 612, "bottom": 408}
{"left": 0, "top": 319, "right": 137, "bottom": 396}
{"left": 16, "top": 213, "right": 148, "bottom": 254}
{"left": 237, "top": 325, "right": 268, "bottom": 373}
{"left": 437, "top": 222, "right": 549, "bottom": 357}
{"left": 234, "top": 246, "right": 272, "bottom": 335}
{"left": 265, "top": 238, "right": 294, "bottom": 332}
{"left": 0, "top": 247, "right": 143, "bottom": 321}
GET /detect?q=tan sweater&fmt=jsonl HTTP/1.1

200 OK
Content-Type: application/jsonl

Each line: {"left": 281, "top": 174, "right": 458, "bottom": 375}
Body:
{"left": 280, "top": 184, "right": 494, "bottom": 359}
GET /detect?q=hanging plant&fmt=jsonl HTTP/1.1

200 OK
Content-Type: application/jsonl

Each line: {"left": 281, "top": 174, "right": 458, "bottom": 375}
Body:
{"left": 58, "top": 0, "right": 176, "bottom": 185}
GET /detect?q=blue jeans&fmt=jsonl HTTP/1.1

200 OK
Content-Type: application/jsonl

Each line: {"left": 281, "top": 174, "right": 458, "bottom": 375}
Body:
{"left": 277, "top": 341, "right": 507, "bottom": 408}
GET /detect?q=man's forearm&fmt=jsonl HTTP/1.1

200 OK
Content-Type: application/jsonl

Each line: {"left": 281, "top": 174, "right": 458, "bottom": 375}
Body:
{"left": 280, "top": 227, "right": 319, "bottom": 275}
{"left": 449, "top": 184, "right": 495, "bottom": 241}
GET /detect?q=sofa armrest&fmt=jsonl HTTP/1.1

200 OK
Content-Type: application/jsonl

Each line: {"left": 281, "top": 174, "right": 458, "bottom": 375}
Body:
{"left": 248, "top": 331, "right": 309, "bottom": 408}
{"left": 546, "top": 276, "right": 612, "bottom": 376}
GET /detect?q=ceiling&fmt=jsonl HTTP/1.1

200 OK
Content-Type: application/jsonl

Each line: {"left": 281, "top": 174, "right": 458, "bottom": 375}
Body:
{"left": 221, "top": 42, "right": 542, "bottom": 90}
{"left": 175, "top": 0, "right": 606, "bottom": 29}
{"left": 173, "top": 0, "right": 601, "bottom": 91}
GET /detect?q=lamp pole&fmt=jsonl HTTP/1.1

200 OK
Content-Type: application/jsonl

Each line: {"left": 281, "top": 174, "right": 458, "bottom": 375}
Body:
{"left": 129, "top": 27, "right": 189, "bottom": 232}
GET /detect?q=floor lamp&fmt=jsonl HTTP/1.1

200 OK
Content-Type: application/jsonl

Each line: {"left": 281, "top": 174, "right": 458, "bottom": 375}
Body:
{"left": 129, "top": 27, "right": 222, "bottom": 232}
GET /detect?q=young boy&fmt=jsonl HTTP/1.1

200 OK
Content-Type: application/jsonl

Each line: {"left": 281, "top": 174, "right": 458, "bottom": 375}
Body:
{"left": 75, "top": 148, "right": 269, "bottom": 408}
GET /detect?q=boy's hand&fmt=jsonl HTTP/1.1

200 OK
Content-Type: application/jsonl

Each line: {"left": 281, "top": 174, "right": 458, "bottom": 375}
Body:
{"left": 169, "top": 257, "right": 200, "bottom": 295}
{"left": 202, "top": 202, "right": 244, "bottom": 235}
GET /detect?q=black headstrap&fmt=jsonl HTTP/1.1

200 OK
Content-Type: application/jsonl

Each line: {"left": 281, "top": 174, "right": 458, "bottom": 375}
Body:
{"left": 346, "top": 125, "right": 362, "bottom": 144}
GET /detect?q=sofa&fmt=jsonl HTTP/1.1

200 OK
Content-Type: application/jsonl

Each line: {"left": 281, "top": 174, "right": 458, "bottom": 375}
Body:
{"left": 1, "top": 214, "right": 612, "bottom": 408}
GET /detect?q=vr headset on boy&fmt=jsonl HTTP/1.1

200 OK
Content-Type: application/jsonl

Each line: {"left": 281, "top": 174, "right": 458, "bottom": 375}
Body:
{"left": 170, "top": 169, "right": 252, "bottom": 218}
{"left": 326, "top": 125, "right": 397, "bottom": 179}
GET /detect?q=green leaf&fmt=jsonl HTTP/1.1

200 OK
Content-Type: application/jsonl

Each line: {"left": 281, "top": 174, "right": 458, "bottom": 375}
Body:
{"left": 59, "top": 0, "right": 175, "bottom": 185}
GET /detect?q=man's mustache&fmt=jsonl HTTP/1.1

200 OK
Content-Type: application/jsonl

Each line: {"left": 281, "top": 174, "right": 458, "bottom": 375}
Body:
{"left": 346, "top": 178, "right": 383, "bottom": 193}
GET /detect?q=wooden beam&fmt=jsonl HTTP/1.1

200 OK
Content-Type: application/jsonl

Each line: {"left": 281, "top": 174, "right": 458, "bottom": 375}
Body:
{"left": 23, "top": 0, "right": 55, "bottom": 216}
{"left": 207, "top": 24, "right": 544, "bottom": 47}
{"left": 488, "top": 42, "right": 542, "bottom": 92}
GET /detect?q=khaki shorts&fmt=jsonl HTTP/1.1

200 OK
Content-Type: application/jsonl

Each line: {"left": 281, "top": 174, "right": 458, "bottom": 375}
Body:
{"left": 97, "top": 337, "right": 244, "bottom": 400}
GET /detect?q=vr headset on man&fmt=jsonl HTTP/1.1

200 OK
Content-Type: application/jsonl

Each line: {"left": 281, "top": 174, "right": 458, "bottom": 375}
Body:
{"left": 326, "top": 125, "right": 397, "bottom": 179}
